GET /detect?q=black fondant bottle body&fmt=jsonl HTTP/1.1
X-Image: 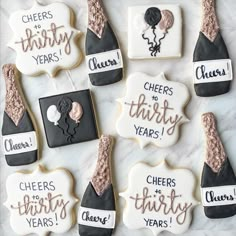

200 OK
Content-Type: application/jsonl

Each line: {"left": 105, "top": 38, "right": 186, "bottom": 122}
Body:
{"left": 2, "top": 64, "right": 38, "bottom": 166}
{"left": 86, "top": 0, "right": 123, "bottom": 86}
{"left": 193, "top": 0, "right": 232, "bottom": 97}
{"left": 2, "top": 111, "right": 38, "bottom": 166}
{"left": 201, "top": 159, "right": 236, "bottom": 218}
{"left": 79, "top": 183, "right": 116, "bottom": 236}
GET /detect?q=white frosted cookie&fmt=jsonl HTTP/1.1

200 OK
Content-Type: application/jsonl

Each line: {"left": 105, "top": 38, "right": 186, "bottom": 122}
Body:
{"left": 120, "top": 161, "right": 198, "bottom": 235}
{"left": 116, "top": 72, "right": 190, "bottom": 148}
{"left": 128, "top": 5, "right": 182, "bottom": 59}
{"left": 8, "top": 2, "right": 82, "bottom": 77}
{"left": 4, "top": 165, "right": 78, "bottom": 236}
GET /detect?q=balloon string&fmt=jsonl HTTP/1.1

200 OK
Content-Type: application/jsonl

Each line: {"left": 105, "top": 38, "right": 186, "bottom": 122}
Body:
{"left": 158, "top": 32, "right": 168, "bottom": 52}
{"left": 66, "top": 70, "right": 76, "bottom": 91}
{"left": 153, "top": 27, "right": 158, "bottom": 47}
{"left": 142, "top": 33, "right": 154, "bottom": 53}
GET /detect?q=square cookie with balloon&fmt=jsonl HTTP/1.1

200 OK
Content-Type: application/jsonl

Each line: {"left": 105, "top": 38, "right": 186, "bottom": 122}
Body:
{"left": 39, "top": 90, "right": 99, "bottom": 148}
{"left": 128, "top": 5, "right": 182, "bottom": 59}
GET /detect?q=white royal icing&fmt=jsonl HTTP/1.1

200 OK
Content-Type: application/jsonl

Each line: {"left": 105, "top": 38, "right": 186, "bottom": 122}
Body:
{"left": 8, "top": 2, "right": 82, "bottom": 77}
{"left": 193, "top": 59, "right": 233, "bottom": 84}
{"left": 116, "top": 72, "right": 190, "bottom": 148}
{"left": 3, "top": 131, "right": 37, "bottom": 155}
{"left": 119, "top": 161, "right": 198, "bottom": 235}
{"left": 201, "top": 185, "right": 236, "bottom": 207}
{"left": 78, "top": 207, "right": 116, "bottom": 229}
{"left": 4, "top": 166, "right": 78, "bottom": 236}
{"left": 128, "top": 5, "right": 182, "bottom": 59}
{"left": 86, "top": 49, "right": 123, "bottom": 74}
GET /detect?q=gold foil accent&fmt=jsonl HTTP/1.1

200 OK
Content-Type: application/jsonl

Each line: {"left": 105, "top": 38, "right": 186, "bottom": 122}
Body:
{"left": 91, "top": 135, "right": 113, "bottom": 196}
{"left": 2, "top": 64, "right": 25, "bottom": 126}
{"left": 202, "top": 112, "right": 227, "bottom": 173}
{"left": 88, "top": 0, "right": 108, "bottom": 38}
{"left": 201, "top": 0, "right": 219, "bottom": 42}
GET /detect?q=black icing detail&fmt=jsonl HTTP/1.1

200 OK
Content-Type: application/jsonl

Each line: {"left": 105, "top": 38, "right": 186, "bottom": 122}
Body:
{"left": 201, "top": 159, "right": 236, "bottom": 218}
{"left": 2, "top": 111, "right": 38, "bottom": 166}
{"left": 144, "top": 7, "right": 162, "bottom": 28}
{"left": 39, "top": 90, "right": 99, "bottom": 148}
{"left": 193, "top": 32, "right": 231, "bottom": 97}
{"left": 79, "top": 183, "right": 115, "bottom": 236}
{"left": 85, "top": 22, "right": 123, "bottom": 86}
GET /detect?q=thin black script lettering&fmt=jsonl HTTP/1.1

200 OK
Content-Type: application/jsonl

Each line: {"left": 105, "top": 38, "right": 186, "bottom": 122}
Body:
{"left": 205, "top": 191, "right": 235, "bottom": 203}
{"left": 4, "top": 139, "right": 31, "bottom": 152}
{"left": 82, "top": 211, "right": 110, "bottom": 225}
{"left": 196, "top": 65, "right": 226, "bottom": 80}
{"left": 88, "top": 57, "right": 118, "bottom": 71}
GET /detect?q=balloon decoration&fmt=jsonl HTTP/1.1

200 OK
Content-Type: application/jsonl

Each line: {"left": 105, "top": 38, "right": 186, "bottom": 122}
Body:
{"left": 46, "top": 97, "right": 83, "bottom": 143}
{"left": 69, "top": 102, "right": 83, "bottom": 123}
{"left": 47, "top": 105, "right": 61, "bottom": 125}
{"left": 142, "top": 8, "right": 174, "bottom": 57}
{"left": 144, "top": 7, "right": 162, "bottom": 29}
{"left": 159, "top": 10, "right": 174, "bottom": 32}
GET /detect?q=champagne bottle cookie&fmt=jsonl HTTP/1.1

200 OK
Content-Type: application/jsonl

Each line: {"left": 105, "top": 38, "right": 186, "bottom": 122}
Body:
{"left": 2, "top": 64, "right": 38, "bottom": 166}
{"left": 78, "top": 135, "right": 116, "bottom": 235}
{"left": 201, "top": 112, "right": 236, "bottom": 218}
{"left": 193, "top": 0, "right": 233, "bottom": 97}
{"left": 85, "top": 0, "right": 123, "bottom": 86}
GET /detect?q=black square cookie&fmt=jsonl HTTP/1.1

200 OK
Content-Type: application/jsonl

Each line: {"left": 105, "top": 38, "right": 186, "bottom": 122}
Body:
{"left": 39, "top": 90, "right": 99, "bottom": 148}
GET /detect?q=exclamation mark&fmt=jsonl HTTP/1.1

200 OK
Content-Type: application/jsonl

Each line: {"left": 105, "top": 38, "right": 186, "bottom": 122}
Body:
{"left": 234, "top": 188, "right": 236, "bottom": 199}
{"left": 59, "top": 49, "right": 62, "bottom": 60}
{"left": 117, "top": 51, "right": 120, "bottom": 60}
{"left": 29, "top": 137, "right": 32, "bottom": 146}
{"left": 169, "top": 217, "right": 172, "bottom": 227}
{"left": 55, "top": 213, "right": 58, "bottom": 225}
{"left": 160, "top": 127, "right": 165, "bottom": 140}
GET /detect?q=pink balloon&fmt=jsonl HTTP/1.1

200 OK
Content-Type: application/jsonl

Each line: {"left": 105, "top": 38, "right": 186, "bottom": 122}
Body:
{"left": 159, "top": 10, "right": 174, "bottom": 32}
{"left": 69, "top": 102, "right": 83, "bottom": 123}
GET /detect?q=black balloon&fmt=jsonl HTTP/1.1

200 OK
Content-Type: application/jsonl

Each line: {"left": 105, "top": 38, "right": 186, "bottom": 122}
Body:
{"left": 144, "top": 7, "right": 162, "bottom": 28}
{"left": 57, "top": 97, "right": 72, "bottom": 114}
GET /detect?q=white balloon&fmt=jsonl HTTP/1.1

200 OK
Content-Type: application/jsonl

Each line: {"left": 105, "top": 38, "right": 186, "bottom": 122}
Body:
{"left": 47, "top": 105, "right": 61, "bottom": 125}
{"left": 134, "top": 13, "right": 150, "bottom": 33}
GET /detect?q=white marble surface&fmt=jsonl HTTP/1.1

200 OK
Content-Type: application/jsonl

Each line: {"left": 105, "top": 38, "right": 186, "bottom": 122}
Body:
{"left": 0, "top": 0, "right": 236, "bottom": 236}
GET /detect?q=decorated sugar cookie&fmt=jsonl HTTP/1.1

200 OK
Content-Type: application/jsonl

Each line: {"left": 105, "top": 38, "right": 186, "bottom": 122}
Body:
{"left": 4, "top": 165, "right": 78, "bottom": 236}
{"left": 116, "top": 72, "right": 190, "bottom": 148}
{"left": 1, "top": 64, "right": 38, "bottom": 166}
{"left": 120, "top": 161, "right": 198, "bottom": 235}
{"left": 128, "top": 5, "right": 182, "bottom": 59}
{"left": 85, "top": 0, "right": 123, "bottom": 86}
{"left": 8, "top": 2, "right": 82, "bottom": 77}
{"left": 78, "top": 135, "right": 116, "bottom": 236}
{"left": 193, "top": 0, "right": 232, "bottom": 97}
{"left": 39, "top": 90, "right": 99, "bottom": 148}
{"left": 201, "top": 112, "right": 236, "bottom": 218}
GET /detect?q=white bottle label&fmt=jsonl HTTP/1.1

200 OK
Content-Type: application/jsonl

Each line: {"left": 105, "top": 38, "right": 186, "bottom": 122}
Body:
{"left": 86, "top": 49, "right": 123, "bottom": 74}
{"left": 193, "top": 59, "right": 233, "bottom": 84}
{"left": 201, "top": 185, "right": 236, "bottom": 207}
{"left": 78, "top": 206, "right": 116, "bottom": 229}
{"left": 3, "top": 131, "right": 37, "bottom": 155}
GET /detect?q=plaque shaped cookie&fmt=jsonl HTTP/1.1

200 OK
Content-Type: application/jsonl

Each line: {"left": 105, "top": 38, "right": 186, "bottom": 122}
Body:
{"left": 116, "top": 72, "right": 190, "bottom": 148}
{"left": 128, "top": 5, "right": 182, "bottom": 59}
{"left": 8, "top": 2, "right": 82, "bottom": 77}
{"left": 39, "top": 90, "right": 99, "bottom": 148}
{"left": 120, "top": 161, "right": 198, "bottom": 235}
{"left": 4, "top": 165, "right": 78, "bottom": 236}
